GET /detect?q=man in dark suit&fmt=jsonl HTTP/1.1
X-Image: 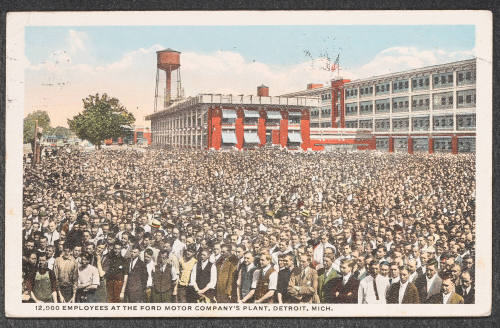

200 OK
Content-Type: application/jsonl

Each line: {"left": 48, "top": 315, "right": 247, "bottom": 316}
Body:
{"left": 330, "top": 259, "right": 359, "bottom": 303}
{"left": 124, "top": 244, "right": 148, "bottom": 302}
{"left": 456, "top": 270, "right": 474, "bottom": 304}
{"left": 427, "top": 274, "right": 464, "bottom": 304}
{"left": 386, "top": 265, "right": 419, "bottom": 304}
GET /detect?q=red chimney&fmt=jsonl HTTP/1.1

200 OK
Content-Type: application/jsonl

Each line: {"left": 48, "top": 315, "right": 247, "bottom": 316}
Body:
{"left": 307, "top": 83, "right": 324, "bottom": 90}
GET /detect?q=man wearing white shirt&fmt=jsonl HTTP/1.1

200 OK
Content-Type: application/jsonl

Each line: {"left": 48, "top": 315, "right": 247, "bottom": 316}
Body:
{"left": 358, "top": 262, "right": 390, "bottom": 304}
{"left": 171, "top": 228, "right": 186, "bottom": 261}
{"left": 239, "top": 253, "right": 277, "bottom": 303}
{"left": 44, "top": 221, "right": 60, "bottom": 246}
{"left": 332, "top": 243, "right": 352, "bottom": 272}
{"left": 189, "top": 249, "right": 217, "bottom": 302}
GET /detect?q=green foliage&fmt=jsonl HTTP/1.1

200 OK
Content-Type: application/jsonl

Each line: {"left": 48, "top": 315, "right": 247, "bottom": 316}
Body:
{"left": 67, "top": 93, "right": 135, "bottom": 148}
{"left": 48, "top": 126, "right": 72, "bottom": 138}
{"left": 23, "top": 111, "right": 51, "bottom": 143}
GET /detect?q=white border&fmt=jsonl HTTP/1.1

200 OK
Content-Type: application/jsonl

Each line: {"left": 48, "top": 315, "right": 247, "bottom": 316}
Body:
{"left": 5, "top": 10, "right": 492, "bottom": 317}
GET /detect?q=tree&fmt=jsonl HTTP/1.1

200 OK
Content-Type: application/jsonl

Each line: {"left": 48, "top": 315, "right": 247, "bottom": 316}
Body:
{"left": 23, "top": 110, "right": 51, "bottom": 144}
{"left": 68, "top": 93, "right": 135, "bottom": 149}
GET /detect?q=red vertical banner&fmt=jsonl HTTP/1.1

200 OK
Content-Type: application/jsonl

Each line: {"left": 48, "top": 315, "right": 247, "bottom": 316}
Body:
{"left": 388, "top": 137, "right": 394, "bottom": 153}
{"left": 451, "top": 135, "right": 458, "bottom": 154}
{"left": 258, "top": 111, "right": 266, "bottom": 146}
{"left": 408, "top": 137, "right": 414, "bottom": 154}
{"left": 235, "top": 108, "right": 244, "bottom": 150}
{"left": 428, "top": 137, "right": 434, "bottom": 154}
{"left": 280, "top": 111, "right": 288, "bottom": 148}
{"left": 300, "top": 109, "right": 311, "bottom": 150}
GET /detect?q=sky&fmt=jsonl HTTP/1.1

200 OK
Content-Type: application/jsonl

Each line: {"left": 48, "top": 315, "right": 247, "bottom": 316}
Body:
{"left": 24, "top": 25, "right": 475, "bottom": 127}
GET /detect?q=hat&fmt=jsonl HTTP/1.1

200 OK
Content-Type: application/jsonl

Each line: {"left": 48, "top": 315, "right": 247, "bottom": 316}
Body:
{"left": 151, "top": 219, "right": 161, "bottom": 229}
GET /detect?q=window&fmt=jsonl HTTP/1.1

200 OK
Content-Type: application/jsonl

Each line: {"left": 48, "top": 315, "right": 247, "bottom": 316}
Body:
{"left": 413, "top": 138, "right": 429, "bottom": 152}
{"left": 456, "top": 114, "right": 476, "bottom": 130}
{"left": 393, "top": 79, "right": 409, "bottom": 93}
{"left": 433, "top": 115, "right": 454, "bottom": 131}
{"left": 359, "top": 119, "right": 373, "bottom": 129}
{"left": 392, "top": 118, "right": 409, "bottom": 131}
{"left": 457, "top": 89, "right": 476, "bottom": 108}
{"left": 433, "top": 92, "right": 454, "bottom": 110}
{"left": 375, "top": 119, "right": 390, "bottom": 132}
{"left": 346, "top": 88, "right": 358, "bottom": 99}
{"left": 360, "top": 101, "right": 373, "bottom": 115}
{"left": 434, "top": 138, "right": 452, "bottom": 153}
{"left": 376, "top": 138, "right": 389, "bottom": 150}
{"left": 458, "top": 137, "right": 475, "bottom": 153}
{"left": 392, "top": 96, "right": 409, "bottom": 113}
{"left": 346, "top": 103, "right": 358, "bottom": 116}
{"left": 375, "top": 82, "right": 390, "bottom": 95}
{"left": 433, "top": 72, "right": 454, "bottom": 89}
{"left": 375, "top": 99, "right": 390, "bottom": 114}
{"left": 345, "top": 120, "right": 358, "bottom": 128}
{"left": 412, "top": 116, "right": 430, "bottom": 131}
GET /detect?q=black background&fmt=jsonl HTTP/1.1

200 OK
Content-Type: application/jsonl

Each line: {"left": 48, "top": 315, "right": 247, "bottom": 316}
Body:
{"left": 1, "top": 1, "right": 498, "bottom": 327}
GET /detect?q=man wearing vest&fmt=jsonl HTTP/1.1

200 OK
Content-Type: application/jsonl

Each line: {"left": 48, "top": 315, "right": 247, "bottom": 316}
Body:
{"left": 152, "top": 249, "right": 178, "bottom": 302}
{"left": 239, "top": 253, "right": 277, "bottom": 303}
{"left": 189, "top": 249, "right": 217, "bottom": 302}
{"left": 318, "top": 253, "right": 339, "bottom": 303}
{"left": 177, "top": 245, "right": 197, "bottom": 303}
{"left": 237, "top": 251, "right": 257, "bottom": 303}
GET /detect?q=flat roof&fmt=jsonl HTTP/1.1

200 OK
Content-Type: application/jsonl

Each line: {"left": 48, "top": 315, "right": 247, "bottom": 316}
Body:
{"left": 146, "top": 93, "right": 320, "bottom": 120}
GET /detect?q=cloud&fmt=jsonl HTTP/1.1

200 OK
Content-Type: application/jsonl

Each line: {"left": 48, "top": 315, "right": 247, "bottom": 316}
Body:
{"left": 350, "top": 46, "right": 475, "bottom": 79}
{"left": 24, "top": 44, "right": 475, "bottom": 128}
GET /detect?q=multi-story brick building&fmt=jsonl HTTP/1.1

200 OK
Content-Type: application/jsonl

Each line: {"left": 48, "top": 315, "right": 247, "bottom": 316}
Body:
{"left": 283, "top": 58, "right": 476, "bottom": 154}
{"left": 145, "top": 87, "right": 319, "bottom": 150}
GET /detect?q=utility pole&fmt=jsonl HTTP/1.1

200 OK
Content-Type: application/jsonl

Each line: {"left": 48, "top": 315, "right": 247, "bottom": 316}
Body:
{"left": 32, "top": 120, "right": 40, "bottom": 166}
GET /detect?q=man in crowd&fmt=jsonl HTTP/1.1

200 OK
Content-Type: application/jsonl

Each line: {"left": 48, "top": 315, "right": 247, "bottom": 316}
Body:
{"left": 386, "top": 265, "right": 419, "bottom": 304}
{"left": 53, "top": 242, "right": 78, "bottom": 303}
{"left": 330, "top": 259, "right": 359, "bottom": 303}
{"left": 287, "top": 254, "right": 319, "bottom": 303}
{"left": 358, "top": 261, "right": 390, "bottom": 304}
{"left": 240, "top": 253, "right": 277, "bottom": 303}
{"left": 22, "top": 147, "right": 476, "bottom": 304}
{"left": 190, "top": 249, "right": 217, "bottom": 302}
{"left": 25, "top": 253, "right": 58, "bottom": 303}
{"left": 124, "top": 244, "right": 148, "bottom": 302}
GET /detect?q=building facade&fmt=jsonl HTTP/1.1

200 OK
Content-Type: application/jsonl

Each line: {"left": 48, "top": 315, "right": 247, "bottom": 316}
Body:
{"left": 283, "top": 58, "right": 476, "bottom": 154}
{"left": 146, "top": 92, "right": 319, "bottom": 150}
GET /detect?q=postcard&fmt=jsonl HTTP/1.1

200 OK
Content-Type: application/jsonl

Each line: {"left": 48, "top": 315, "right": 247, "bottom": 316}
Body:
{"left": 5, "top": 10, "right": 492, "bottom": 317}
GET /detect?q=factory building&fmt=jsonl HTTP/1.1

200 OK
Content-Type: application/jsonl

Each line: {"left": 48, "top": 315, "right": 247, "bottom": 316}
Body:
{"left": 146, "top": 90, "right": 319, "bottom": 150}
{"left": 283, "top": 58, "right": 476, "bottom": 154}
{"left": 146, "top": 49, "right": 320, "bottom": 150}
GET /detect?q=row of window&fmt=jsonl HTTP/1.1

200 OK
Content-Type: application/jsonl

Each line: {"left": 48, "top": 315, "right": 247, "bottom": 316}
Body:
{"left": 345, "top": 69, "right": 475, "bottom": 99}
{"left": 344, "top": 89, "right": 476, "bottom": 115}
{"left": 345, "top": 114, "right": 475, "bottom": 132}
{"left": 375, "top": 136, "right": 475, "bottom": 153}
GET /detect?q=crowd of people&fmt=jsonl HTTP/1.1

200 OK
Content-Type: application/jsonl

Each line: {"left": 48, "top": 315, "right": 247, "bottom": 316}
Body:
{"left": 22, "top": 146, "right": 475, "bottom": 305}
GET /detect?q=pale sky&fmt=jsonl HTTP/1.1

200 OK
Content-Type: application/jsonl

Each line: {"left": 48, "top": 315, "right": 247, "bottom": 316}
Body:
{"left": 24, "top": 25, "right": 475, "bottom": 127}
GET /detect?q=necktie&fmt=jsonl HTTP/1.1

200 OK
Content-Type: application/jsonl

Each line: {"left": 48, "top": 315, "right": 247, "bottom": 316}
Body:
{"left": 373, "top": 278, "right": 379, "bottom": 300}
{"left": 389, "top": 278, "right": 392, "bottom": 285}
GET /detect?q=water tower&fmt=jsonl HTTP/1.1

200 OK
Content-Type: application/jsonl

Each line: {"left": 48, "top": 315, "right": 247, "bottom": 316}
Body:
{"left": 154, "top": 48, "right": 182, "bottom": 112}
